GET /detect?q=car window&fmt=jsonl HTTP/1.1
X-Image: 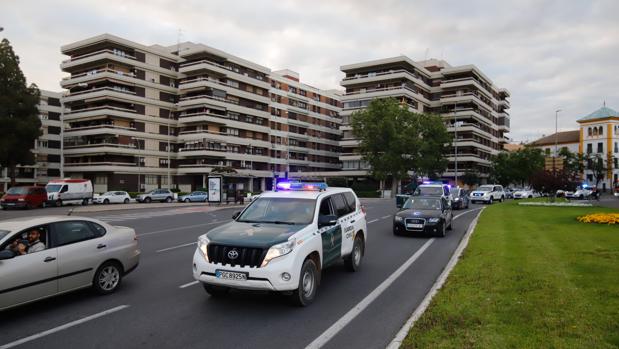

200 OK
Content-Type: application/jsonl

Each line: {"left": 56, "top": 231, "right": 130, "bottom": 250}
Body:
{"left": 1, "top": 225, "right": 49, "bottom": 256}
{"left": 319, "top": 197, "right": 334, "bottom": 216}
{"left": 88, "top": 222, "right": 107, "bottom": 237}
{"left": 331, "top": 194, "right": 350, "bottom": 217}
{"left": 51, "top": 221, "right": 99, "bottom": 247}
{"left": 60, "top": 185, "right": 69, "bottom": 193}
{"left": 415, "top": 186, "right": 443, "bottom": 196}
{"left": 343, "top": 192, "right": 357, "bottom": 212}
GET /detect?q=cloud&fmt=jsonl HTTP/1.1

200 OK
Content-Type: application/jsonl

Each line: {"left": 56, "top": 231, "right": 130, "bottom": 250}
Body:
{"left": 1, "top": 0, "right": 618, "bottom": 142}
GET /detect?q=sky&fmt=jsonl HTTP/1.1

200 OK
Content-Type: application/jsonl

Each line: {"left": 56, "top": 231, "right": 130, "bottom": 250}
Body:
{"left": 2, "top": 0, "right": 618, "bottom": 142}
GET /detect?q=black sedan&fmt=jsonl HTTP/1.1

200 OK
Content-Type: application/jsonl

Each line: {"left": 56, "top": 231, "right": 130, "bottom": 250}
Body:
{"left": 449, "top": 187, "right": 470, "bottom": 210}
{"left": 393, "top": 196, "right": 453, "bottom": 237}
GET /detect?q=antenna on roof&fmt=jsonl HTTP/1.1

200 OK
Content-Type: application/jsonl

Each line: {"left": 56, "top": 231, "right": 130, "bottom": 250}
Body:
{"left": 603, "top": 100, "right": 606, "bottom": 107}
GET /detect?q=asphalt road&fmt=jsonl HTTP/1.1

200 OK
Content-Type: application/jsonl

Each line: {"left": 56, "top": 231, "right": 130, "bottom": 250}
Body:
{"left": 0, "top": 199, "right": 483, "bottom": 349}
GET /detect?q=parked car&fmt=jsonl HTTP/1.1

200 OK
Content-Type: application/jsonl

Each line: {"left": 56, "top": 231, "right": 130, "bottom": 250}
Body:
{"left": 136, "top": 189, "right": 174, "bottom": 203}
{"left": 504, "top": 188, "right": 515, "bottom": 199}
{"left": 565, "top": 186, "right": 592, "bottom": 200}
{"left": 469, "top": 185, "right": 505, "bottom": 204}
{"left": 0, "top": 186, "right": 48, "bottom": 210}
{"left": 394, "top": 196, "right": 453, "bottom": 237}
{"left": 449, "top": 187, "right": 470, "bottom": 209}
{"left": 0, "top": 216, "right": 140, "bottom": 311}
{"left": 512, "top": 188, "right": 540, "bottom": 199}
{"left": 46, "top": 179, "right": 93, "bottom": 206}
{"left": 178, "top": 191, "right": 208, "bottom": 202}
{"left": 93, "top": 191, "right": 131, "bottom": 204}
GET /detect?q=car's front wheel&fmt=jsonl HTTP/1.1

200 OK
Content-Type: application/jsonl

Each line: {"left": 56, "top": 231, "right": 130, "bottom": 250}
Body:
{"left": 344, "top": 235, "right": 364, "bottom": 272}
{"left": 184, "top": 198, "right": 190, "bottom": 203}
{"left": 203, "top": 283, "right": 230, "bottom": 297}
{"left": 488, "top": 197, "right": 493, "bottom": 204}
{"left": 93, "top": 261, "right": 123, "bottom": 295}
{"left": 291, "top": 258, "right": 318, "bottom": 307}
{"left": 144, "top": 197, "right": 151, "bottom": 203}
{"left": 437, "top": 222, "right": 447, "bottom": 237}
{"left": 103, "top": 199, "right": 110, "bottom": 204}
{"left": 124, "top": 198, "right": 130, "bottom": 204}
{"left": 165, "top": 197, "right": 172, "bottom": 203}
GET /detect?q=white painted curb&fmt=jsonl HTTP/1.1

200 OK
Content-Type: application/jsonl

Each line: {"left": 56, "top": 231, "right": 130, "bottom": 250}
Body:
{"left": 386, "top": 208, "right": 485, "bottom": 349}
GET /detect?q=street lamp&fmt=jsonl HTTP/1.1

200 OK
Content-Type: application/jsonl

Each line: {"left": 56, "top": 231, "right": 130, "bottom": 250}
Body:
{"left": 454, "top": 102, "right": 458, "bottom": 186}
{"left": 554, "top": 109, "right": 562, "bottom": 172}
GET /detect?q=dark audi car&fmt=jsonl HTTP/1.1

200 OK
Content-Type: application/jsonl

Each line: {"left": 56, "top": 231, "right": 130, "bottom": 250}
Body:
{"left": 393, "top": 196, "right": 453, "bottom": 237}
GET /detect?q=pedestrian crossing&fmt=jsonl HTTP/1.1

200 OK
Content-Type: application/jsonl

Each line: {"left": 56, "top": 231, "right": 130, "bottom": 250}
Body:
{"left": 92, "top": 206, "right": 224, "bottom": 223}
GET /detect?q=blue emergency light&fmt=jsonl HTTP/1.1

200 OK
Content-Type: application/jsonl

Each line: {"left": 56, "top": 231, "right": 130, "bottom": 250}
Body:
{"left": 276, "top": 181, "right": 328, "bottom": 191}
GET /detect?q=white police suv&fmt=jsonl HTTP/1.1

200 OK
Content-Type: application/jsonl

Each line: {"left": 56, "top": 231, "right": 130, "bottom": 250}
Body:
{"left": 192, "top": 182, "right": 367, "bottom": 306}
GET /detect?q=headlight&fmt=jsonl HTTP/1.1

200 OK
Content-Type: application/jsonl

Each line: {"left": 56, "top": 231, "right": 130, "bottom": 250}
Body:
{"left": 394, "top": 216, "right": 403, "bottom": 222}
{"left": 197, "top": 236, "right": 210, "bottom": 262}
{"left": 18, "top": 198, "right": 25, "bottom": 202}
{"left": 454, "top": 198, "right": 460, "bottom": 201}
{"left": 261, "top": 239, "right": 295, "bottom": 267}
{"left": 428, "top": 218, "right": 440, "bottom": 223}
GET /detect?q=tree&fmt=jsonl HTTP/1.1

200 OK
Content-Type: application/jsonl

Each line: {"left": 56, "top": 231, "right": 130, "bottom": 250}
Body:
{"left": 489, "top": 152, "right": 512, "bottom": 186}
{"left": 0, "top": 39, "right": 41, "bottom": 186}
{"left": 558, "top": 147, "right": 583, "bottom": 181}
{"left": 587, "top": 154, "right": 606, "bottom": 188}
{"left": 462, "top": 170, "right": 480, "bottom": 187}
{"left": 351, "top": 98, "right": 450, "bottom": 195}
{"left": 529, "top": 169, "right": 572, "bottom": 202}
{"left": 510, "top": 146, "right": 544, "bottom": 186}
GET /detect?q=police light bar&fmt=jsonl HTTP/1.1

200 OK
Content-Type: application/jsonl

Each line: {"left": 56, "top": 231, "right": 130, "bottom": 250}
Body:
{"left": 276, "top": 181, "right": 328, "bottom": 191}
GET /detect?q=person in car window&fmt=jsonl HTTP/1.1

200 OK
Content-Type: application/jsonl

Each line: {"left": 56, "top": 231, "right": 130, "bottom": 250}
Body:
{"left": 25, "top": 229, "right": 45, "bottom": 254}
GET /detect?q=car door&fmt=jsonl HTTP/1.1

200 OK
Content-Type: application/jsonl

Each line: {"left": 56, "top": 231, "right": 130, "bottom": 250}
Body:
{"left": 332, "top": 193, "right": 355, "bottom": 256}
{"left": 51, "top": 220, "right": 108, "bottom": 292}
{"left": 0, "top": 225, "right": 58, "bottom": 310}
{"left": 317, "top": 196, "right": 342, "bottom": 268}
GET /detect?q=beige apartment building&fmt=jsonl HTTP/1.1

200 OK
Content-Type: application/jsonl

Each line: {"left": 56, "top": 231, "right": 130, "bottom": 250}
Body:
{"left": 59, "top": 34, "right": 342, "bottom": 193}
{"left": 339, "top": 57, "right": 510, "bottom": 184}
{"left": 0, "top": 90, "right": 63, "bottom": 191}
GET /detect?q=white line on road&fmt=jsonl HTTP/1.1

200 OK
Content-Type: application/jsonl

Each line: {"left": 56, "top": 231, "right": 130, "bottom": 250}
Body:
{"left": 381, "top": 215, "right": 391, "bottom": 219}
{"left": 367, "top": 219, "right": 379, "bottom": 224}
{"left": 156, "top": 242, "right": 197, "bottom": 253}
{"left": 0, "top": 305, "right": 129, "bottom": 349}
{"left": 138, "top": 221, "right": 226, "bottom": 237}
{"left": 305, "top": 239, "right": 434, "bottom": 349}
{"left": 453, "top": 207, "right": 484, "bottom": 221}
{"left": 179, "top": 280, "right": 200, "bottom": 289}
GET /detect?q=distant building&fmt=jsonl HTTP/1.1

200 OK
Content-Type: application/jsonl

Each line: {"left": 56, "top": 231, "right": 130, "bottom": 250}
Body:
{"left": 577, "top": 105, "right": 619, "bottom": 190}
{"left": 503, "top": 143, "right": 524, "bottom": 152}
{"left": 0, "top": 90, "right": 64, "bottom": 191}
{"left": 530, "top": 130, "right": 580, "bottom": 156}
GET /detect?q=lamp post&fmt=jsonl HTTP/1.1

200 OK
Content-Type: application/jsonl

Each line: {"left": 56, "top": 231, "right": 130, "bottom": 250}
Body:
{"left": 454, "top": 102, "right": 458, "bottom": 186}
{"left": 554, "top": 109, "right": 562, "bottom": 172}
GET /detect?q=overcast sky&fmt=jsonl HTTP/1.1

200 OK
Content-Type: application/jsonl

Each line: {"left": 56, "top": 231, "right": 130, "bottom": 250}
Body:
{"left": 2, "top": 0, "right": 618, "bottom": 142}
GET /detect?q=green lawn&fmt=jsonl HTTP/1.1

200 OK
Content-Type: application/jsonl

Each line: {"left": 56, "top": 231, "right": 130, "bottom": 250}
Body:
{"left": 403, "top": 201, "right": 619, "bottom": 349}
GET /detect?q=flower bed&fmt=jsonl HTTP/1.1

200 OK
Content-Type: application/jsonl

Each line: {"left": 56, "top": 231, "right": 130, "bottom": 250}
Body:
{"left": 577, "top": 213, "right": 619, "bottom": 224}
{"left": 518, "top": 202, "right": 592, "bottom": 207}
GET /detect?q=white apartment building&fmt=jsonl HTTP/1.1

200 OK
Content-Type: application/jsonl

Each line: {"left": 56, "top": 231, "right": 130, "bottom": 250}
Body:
{"left": 578, "top": 106, "right": 619, "bottom": 190}
{"left": 339, "top": 57, "right": 510, "bottom": 184}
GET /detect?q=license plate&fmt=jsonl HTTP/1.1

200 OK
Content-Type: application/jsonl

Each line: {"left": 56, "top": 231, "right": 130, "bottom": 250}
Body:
{"left": 215, "top": 270, "right": 247, "bottom": 281}
{"left": 407, "top": 223, "right": 424, "bottom": 229}
{"left": 6, "top": 203, "right": 14, "bottom": 206}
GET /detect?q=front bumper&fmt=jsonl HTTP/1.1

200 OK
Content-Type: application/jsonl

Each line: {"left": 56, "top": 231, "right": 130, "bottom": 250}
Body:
{"left": 470, "top": 196, "right": 491, "bottom": 202}
{"left": 393, "top": 220, "right": 442, "bottom": 235}
{"left": 192, "top": 249, "right": 299, "bottom": 291}
{"left": 0, "top": 201, "right": 27, "bottom": 208}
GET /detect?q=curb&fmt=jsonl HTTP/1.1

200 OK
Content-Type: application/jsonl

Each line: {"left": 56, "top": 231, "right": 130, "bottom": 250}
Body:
{"left": 386, "top": 207, "right": 485, "bottom": 349}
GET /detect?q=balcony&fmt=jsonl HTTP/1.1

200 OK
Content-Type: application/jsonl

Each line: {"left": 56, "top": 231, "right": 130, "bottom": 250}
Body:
{"left": 63, "top": 86, "right": 138, "bottom": 104}
{"left": 62, "top": 49, "right": 137, "bottom": 64}
{"left": 179, "top": 60, "right": 269, "bottom": 88}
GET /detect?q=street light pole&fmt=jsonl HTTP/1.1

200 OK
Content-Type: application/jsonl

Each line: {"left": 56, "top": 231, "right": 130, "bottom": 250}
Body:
{"left": 554, "top": 109, "right": 562, "bottom": 172}
{"left": 454, "top": 102, "right": 458, "bottom": 186}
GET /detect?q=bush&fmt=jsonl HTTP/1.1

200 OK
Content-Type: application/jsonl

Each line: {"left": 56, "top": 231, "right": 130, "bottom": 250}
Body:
{"left": 127, "top": 192, "right": 140, "bottom": 198}
{"left": 177, "top": 192, "right": 189, "bottom": 197}
{"left": 577, "top": 213, "right": 619, "bottom": 224}
{"left": 170, "top": 188, "right": 181, "bottom": 193}
{"left": 354, "top": 190, "right": 381, "bottom": 198}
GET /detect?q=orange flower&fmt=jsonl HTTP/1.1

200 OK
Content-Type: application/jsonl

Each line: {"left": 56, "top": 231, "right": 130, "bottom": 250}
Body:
{"left": 577, "top": 213, "right": 619, "bottom": 225}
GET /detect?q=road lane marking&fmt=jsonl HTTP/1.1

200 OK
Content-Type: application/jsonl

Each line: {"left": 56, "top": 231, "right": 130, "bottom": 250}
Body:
{"left": 0, "top": 305, "right": 129, "bottom": 349}
{"left": 156, "top": 242, "right": 197, "bottom": 253}
{"left": 367, "top": 219, "right": 379, "bottom": 224}
{"left": 453, "top": 207, "right": 484, "bottom": 221}
{"left": 138, "top": 221, "right": 227, "bottom": 237}
{"left": 387, "top": 208, "right": 485, "bottom": 348}
{"left": 305, "top": 239, "right": 434, "bottom": 349}
{"left": 179, "top": 281, "right": 200, "bottom": 289}
{"left": 381, "top": 215, "right": 391, "bottom": 219}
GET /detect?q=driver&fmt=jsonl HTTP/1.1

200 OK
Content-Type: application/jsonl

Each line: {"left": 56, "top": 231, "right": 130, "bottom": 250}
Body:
{"left": 25, "top": 229, "right": 45, "bottom": 254}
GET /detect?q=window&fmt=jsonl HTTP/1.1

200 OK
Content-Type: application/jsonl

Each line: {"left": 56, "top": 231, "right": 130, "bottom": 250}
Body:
{"left": 597, "top": 142, "right": 603, "bottom": 153}
{"left": 145, "top": 175, "right": 157, "bottom": 185}
{"left": 331, "top": 194, "right": 351, "bottom": 217}
{"left": 599, "top": 126, "right": 603, "bottom": 136}
{"left": 587, "top": 127, "right": 592, "bottom": 137}
{"left": 88, "top": 222, "right": 107, "bottom": 237}
{"left": 587, "top": 143, "right": 593, "bottom": 154}
{"left": 95, "top": 175, "right": 107, "bottom": 185}
{"left": 51, "top": 221, "right": 98, "bottom": 247}
{"left": 1, "top": 225, "right": 49, "bottom": 256}
{"left": 343, "top": 192, "right": 357, "bottom": 212}
{"left": 227, "top": 79, "right": 239, "bottom": 88}
{"left": 319, "top": 197, "right": 334, "bottom": 216}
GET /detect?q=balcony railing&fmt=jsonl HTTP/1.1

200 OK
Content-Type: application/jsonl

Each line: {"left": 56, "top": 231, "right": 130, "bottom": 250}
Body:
{"left": 342, "top": 69, "right": 420, "bottom": 81}
{"left": 344, "top": 84, "right": 418, "bottom": 96}
{"left": 65, "top": 125, "right": 137, "bottom": 132}
{"left": 65, "top": 161, "right": 137, "bottom": 167}
{"left": 179, "top": 94, "right": 238, "bottom": 105}
{"left": 66, "top": 86, "right": 137, "bottom": 97}
{"left": 64, "top": 142, "right": 137, "bottom": 149}
{"left": 62, "top": 68, "right": 136, "bottom": 81}
{"left": 65, "top": 105, "right": 136, "bottom": 115}
{"left": 62, "top": 49, "right": 136, "bottom": 64}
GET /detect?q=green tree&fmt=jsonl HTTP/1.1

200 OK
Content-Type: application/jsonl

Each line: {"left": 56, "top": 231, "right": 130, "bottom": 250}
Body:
{"left": 462, "top": 170, "right": 480, "bottom": 187}
{"left": 558, "top": 147, "right": 584, "bottom": 181}
{"left": 489, "top": 152, "right": 512, "bottom": 186}
{"left": 586, "top": 154, "right": 606, "bottom": 188}
{"left": 351, "top": 98, "right": 450, "bottom": 195}
{"left": 510, "top": 146, "right": 544, "bottom": 186}
{"left": 0, "top": 39, "right": 41, "bottom": 186}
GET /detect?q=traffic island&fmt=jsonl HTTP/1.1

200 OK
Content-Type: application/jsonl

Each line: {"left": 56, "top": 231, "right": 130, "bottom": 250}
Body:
{"left": 401, "top": 201, "right": 619, "bottom": 348}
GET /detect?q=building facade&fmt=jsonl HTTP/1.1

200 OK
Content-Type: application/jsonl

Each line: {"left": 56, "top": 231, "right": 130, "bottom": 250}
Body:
{"left": 530, "top": 130, "right": 580, "bottom": 156}
{"left": 339, "top": 57, "right": 510, "bottom": 184}
{"left": 578, "top": 106, "right": 619, "bottom": 190}
{"left": 60, "top": 34, "right": 342, "bottom": 193}
{"left": 0, "top": 90, "right": 63, "bottom": 191}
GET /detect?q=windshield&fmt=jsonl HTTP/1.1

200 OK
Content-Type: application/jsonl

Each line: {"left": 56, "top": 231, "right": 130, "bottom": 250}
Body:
{"left": 7, "top": 187, "right": 29, "bottom": 195}
{"left": 103, "top": 191, "right": 116, "bottom": 196}
{"left": 0, "top": 230, "right": 9, "bottom": 240}
{"left": 46, "top": 184, "right": 62, "bottom": 192}
{"left": 415, "top": 186, "right": 443, "bottom": 196}
{"left": 237, "top": 198, "right": 316, "bottom": 225}
{"left": 449, "top": 188, "right": 459, "bottom": 196}
{"left": 403, "top": 197, "right": 442, "bottom": 211}
{"left": 477, "top": 185, "right": 493, "bottom": 192}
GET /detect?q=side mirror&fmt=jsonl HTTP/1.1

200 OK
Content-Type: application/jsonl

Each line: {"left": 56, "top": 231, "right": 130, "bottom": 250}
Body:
{"left": 318, "top": 215, "right": 338, "bottom": 228}
{"left": 232, "top": 211, "right": 241, "bottom": 220}
{"left": 0, "top": 250, "right": 15, "bottom": 260}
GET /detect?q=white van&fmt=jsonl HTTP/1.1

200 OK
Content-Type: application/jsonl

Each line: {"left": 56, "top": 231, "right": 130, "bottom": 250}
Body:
{"left": 46, "top": 179, "right": 94, "bottom": 206}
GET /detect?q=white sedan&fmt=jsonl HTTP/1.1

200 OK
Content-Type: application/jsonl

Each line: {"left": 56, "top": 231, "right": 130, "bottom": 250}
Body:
{"left": 512, "top": 189, "right": 540, "bottom": 199}
{"left": 0, "top": 216, "right": 140, "bottom": 311}
{"left": 93, "top": 191, "right": 132, "bottom": 204}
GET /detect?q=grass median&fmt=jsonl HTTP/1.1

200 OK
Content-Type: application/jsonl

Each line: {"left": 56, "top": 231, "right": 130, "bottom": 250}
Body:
{"left": 403, "top": 200, "right": 619, "bottom": 348}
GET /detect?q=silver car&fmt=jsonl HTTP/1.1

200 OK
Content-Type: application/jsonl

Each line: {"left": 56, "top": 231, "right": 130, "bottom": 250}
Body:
{"left": 0, "top": 216, "right": 140, "bottom": 311}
